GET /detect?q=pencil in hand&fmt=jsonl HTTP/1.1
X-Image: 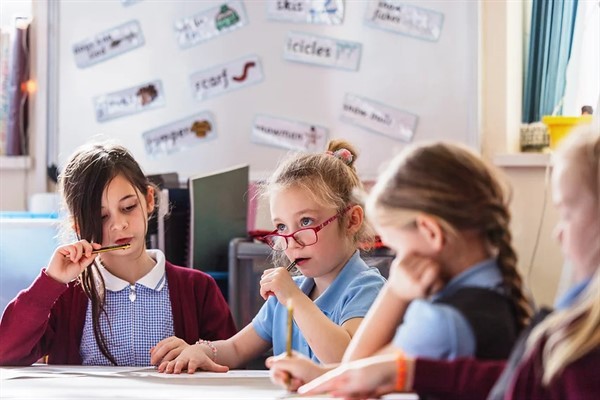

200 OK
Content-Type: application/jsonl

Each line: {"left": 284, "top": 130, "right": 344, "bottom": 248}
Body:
{"left": 92, "top": 243, "right": 131, "bottom": 254}
{"left": 285, "top": 299, "right": 294, "bottom": 389}
{"left": 64, "top": 243, "right": 131, "bottom": 258}
{"left": 286, "top": 260, "right": 297, "bottom": 272}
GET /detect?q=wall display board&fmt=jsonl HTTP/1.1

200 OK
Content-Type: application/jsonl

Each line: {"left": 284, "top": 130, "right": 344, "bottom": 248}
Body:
{"left": 94, "top": 80, "right": 165, "bottom": 122}
{"left": 53, "top": 0, "right": 478, "bottom": 181}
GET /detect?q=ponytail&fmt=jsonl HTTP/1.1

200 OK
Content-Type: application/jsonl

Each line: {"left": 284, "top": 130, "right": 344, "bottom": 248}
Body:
{"left": 490, "top": 223, "right": 533, "bottom": 329}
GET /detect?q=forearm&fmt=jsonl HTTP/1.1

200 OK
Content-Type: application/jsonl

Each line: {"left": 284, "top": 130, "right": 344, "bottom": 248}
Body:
{"left": 343, "top": 285, "right": 409, "bottom": 362}
{"left": 212, "top": 326, "right": 271, "bottom": 369}
{"left": 0, "top": 272, "right": 65, "bottom": 365}
{"left": 291, "top": 294, "right": 354, "bottom": 364}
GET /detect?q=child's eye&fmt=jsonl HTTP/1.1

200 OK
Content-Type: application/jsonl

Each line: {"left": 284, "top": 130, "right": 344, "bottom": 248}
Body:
{"left": 101, "top": 214, "right": 108, "bottom": 220}
{"left": 276, "top": 223, "right": 286, "bottom": 233}
{"left": 123, "top": 204, "right": 137, "bottom": 212}
{"left": 300, "top": 217, "right": 314, "bottom": 227}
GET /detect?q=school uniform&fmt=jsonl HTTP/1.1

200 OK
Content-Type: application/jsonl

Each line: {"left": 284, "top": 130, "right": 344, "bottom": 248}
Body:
{"left": 252, "top": 250, "right": 386, "bottom": 363}
{"left": 0, "top": 250, "right": 237, "bottom": 366}
{"left": 393, "top": 258, "right": 519, "bottom": 360}
{"left": 411, "top": 278, "right": 600, "bottom": 400}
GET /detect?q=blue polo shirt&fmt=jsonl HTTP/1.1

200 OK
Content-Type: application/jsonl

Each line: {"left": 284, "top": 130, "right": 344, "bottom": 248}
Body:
{"left": 252, "top": 250, "right": 385, "bottom": 363}
{"left": 392, "top": 258, "right": 504, "bottom": 360}
{"left": 555, "top": 277, "right": 592, "bottom": 310}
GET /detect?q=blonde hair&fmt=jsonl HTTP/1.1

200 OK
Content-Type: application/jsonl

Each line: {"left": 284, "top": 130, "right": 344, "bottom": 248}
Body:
{"left": 527, "top": 122, "right": 600, "bottom": 385}
{"left": 261, "top": 139, "right": 375, "bottom": 252}
{"left": 367, "top": 142, "right": 532, "bottom": 329}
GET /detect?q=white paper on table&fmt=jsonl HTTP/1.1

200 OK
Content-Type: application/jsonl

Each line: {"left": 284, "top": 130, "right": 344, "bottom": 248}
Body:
{"left": 1, "top": 365, "right": 150, "bottom": 380}
{"left": 130, "top": 369, "right": 271, "bottom": 378}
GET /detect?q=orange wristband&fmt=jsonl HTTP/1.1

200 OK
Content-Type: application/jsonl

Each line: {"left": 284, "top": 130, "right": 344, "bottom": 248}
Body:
{"left": 395, "top": 350, "right": 407, "bottom": 391}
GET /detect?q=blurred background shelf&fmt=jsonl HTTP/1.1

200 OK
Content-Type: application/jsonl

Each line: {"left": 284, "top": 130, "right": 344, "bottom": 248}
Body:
{"left": 228, "top": 238, "right": 395, "bottom": 331}
{"left": 493, "top": 153, "right": 550, "bottom": 168}
{"left": 0, "top": 156, "right": 32, "bottom": 170}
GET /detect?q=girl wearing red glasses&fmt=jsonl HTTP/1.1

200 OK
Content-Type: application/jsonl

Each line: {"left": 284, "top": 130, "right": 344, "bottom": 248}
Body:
{"left": 151, "top": 139, "right": 386, "bottom": 373}
{"left": 269, "top": 141, "right": 531, "bottom": 392}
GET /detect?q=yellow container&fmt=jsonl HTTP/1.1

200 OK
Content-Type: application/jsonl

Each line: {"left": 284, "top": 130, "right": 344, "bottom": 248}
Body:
{"left": 542, "top": 115, "right": 593, "bottom": 149}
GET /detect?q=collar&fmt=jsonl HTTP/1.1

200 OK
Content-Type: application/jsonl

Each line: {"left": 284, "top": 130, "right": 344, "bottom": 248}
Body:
{"left": 554, "top": 277, "right": 592, "bottom": 310}
{"left": 299, "top": 250, "right": 368, "bottom": 313}
{"left": 432, "top": 257, "right": 502, "bottom": 300}
{"left": 95, "top": 249, "right": 166, "bottom": 292}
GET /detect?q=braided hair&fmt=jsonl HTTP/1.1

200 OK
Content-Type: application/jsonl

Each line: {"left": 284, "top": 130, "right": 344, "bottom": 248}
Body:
{"left": 367, "top": 142, "right": 533, "bottom": 329}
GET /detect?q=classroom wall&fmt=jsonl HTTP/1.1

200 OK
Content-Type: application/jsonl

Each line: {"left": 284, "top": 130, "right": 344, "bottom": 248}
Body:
{"left": 52, "top": 1, "right": 477, "bottom": 181}
{"left": 0, "top": 1, "right": 563, "bottom": 307}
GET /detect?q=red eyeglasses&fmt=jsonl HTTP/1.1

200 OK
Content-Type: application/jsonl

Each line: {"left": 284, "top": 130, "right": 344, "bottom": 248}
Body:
{"left": 262, "top": 206, "right": 352, "bottom": 251}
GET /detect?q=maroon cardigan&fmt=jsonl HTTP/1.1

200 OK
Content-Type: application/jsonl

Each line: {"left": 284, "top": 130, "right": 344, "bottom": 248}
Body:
{"left": 413, "top": 342, "right": 600, "bottom": 399}
{"left": 0, "top": 262, "right": 237, "bottom": 365}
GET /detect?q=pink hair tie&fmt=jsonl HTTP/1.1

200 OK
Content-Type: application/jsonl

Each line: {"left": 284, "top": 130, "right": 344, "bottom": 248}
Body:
{"left": 326, "top": 148, "right": 353, "bottom": 165}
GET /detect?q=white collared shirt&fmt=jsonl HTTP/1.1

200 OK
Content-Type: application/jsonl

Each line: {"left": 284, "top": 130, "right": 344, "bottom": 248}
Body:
{"left": 80, "top": 250, "right": 174, "bottom": 366}
{"left": 98, "top": 249, "right": 167, "bottom": 292}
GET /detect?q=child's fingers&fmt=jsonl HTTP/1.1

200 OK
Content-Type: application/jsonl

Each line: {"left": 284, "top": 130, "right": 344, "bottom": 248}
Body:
{"left": 265, "top": 355, "right": 276, "bottom": 368}
{"left": 172, "top": 359, "right": 188, "bottom": 374}
{"left": 298, "top": 373, "right": 341, "bottom": 395}
{"left": 156, "top": 360, "right": 168, "bottom": 373}
{"left": 259, "top": 282, "right": 275, "bottom": 300}
{"left": 261, "top": 268, "right": 275, "bottom": 279}
{"left": 65, "top": 242, "right": 83, "bottom": 263}
{"left": 80, "top": 240, "right": 92, "bottom": 258}
{"left": 204, "top": 358, "right": 229, "bottom": 373}
{"left": 150, "top": 339, "right": 178, "bottom": 365}
{"left": 160, "top": 347, "right": 183, "bottom": 364}
{"left": 289, "top": 377, "right": 304, "bottom": 392}
{"left": 259, "top": 285, "right": 269, "bottom": 300}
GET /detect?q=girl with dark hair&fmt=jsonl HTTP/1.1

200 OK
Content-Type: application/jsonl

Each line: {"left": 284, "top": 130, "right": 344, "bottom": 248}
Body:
{"left": 0, "top": 142, "right": 236, "bottom": 366}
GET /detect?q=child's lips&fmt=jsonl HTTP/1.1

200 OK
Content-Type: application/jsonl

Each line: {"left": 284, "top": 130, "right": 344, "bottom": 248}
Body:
{"left": 115, "top": 238, "right": 132, "bottom": 245}
{"left": 295, "top": 258, "right": 309, "bottom": 266}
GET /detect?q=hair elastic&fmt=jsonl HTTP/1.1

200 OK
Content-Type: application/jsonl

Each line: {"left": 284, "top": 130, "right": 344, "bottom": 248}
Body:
{"left": 326, "top": 148, "right": 353, "bottom": 165}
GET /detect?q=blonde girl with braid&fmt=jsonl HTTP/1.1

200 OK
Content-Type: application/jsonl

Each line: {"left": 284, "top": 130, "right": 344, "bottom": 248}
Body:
{"left": 291, "top": 123, "right": 600, "bottom": 399}
{"left": 151, "top": 139, "right": 386, "bottom": 373}
{"left": 269, "top": 141, "right": 531, "bottom": 391}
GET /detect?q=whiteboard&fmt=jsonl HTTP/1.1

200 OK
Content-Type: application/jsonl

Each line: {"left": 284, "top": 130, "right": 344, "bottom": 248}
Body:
{"left": 54, "top": 0, "right": 479, "bottom": 180}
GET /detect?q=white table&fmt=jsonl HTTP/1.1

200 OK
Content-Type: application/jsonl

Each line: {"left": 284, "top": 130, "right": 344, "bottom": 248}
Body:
{"left": 0, "top": 365, "right": 418, "bottom": 399}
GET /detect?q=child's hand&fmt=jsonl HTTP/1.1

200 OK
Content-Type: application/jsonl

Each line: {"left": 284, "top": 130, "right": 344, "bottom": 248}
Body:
{"left": 157, "top": 343, "right": 228, "bottom": 374}
{"left": 149, "top": 336, "right": 189, "bottom": 366}
{"left": 45, "top": 240, "right": 102, "bottom": 284}
{"left": 266, "top": 351, "right": 328, "bottom": 392}
{"left": 387, "top": 254, "right": 444, "bottom": 302}
{"left": 298, "top": 354, "right": 400, "bottom": 399}
{"left": 259, "top": 267, "right": 300, "bottom": 303}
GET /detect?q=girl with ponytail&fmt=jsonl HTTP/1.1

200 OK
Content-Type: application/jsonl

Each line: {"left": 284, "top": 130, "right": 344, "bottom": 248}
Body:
{"left": 269, "top": 141, "right": 531, "bottom": 391}
{"left": 293, "top": 122, "right": 600, "bottom": 399}
{"left": 151, "top": 139, "right": 385, "bottom": 373}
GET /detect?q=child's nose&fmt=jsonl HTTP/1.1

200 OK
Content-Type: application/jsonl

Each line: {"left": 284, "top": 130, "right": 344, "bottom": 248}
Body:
{"left": 287, "top": 236, "right": 304, "bottom": 249}
{"left": 111, "top": 216, "right": 129, "bottom": 230}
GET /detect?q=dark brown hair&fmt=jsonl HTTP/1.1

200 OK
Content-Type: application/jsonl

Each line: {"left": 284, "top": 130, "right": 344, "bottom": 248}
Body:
{"left": 58, "top": 143, "right": 156, "bottom": 365}
{"left": 368, "top": 142, "right": 533, "bottom": 329}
